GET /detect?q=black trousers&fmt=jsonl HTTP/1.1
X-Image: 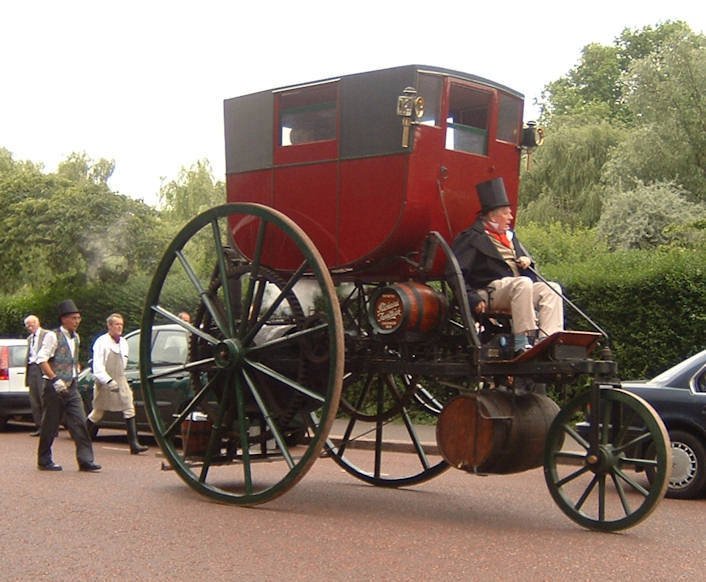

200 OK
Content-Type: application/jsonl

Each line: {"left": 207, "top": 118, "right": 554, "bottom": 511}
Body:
{"left": 37, "top": 379, "right": 95, "bottom": 467}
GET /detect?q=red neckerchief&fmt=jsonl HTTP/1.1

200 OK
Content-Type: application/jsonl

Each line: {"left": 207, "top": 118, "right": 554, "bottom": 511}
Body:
{"left": 485, "top": 223, "right": 512, "bottom": 248}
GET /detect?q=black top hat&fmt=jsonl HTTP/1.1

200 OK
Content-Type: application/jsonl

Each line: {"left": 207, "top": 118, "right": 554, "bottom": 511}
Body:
{"left": 476, "top": 178, "right": 510, "bottom": 213}
{"left": 57, "top": 299, "right": 80, "bottom": 318}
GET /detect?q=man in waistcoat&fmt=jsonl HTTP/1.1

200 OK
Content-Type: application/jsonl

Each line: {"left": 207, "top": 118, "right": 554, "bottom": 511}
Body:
{"left": 35, "top": 299, "right": 101, "bottom": 472}
{"left": 86, "top": 313, "right": 148, "bottom": 454}
{"left": 451, "top": 177, "right": 564, "bottom": 355}
{"left": 24, "top": 314, "right": 48, "bottom": 436}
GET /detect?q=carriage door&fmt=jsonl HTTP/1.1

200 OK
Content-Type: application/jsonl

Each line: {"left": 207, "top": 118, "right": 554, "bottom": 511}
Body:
{"left": 439, "top": 81, "right": 496, "bottom": 236}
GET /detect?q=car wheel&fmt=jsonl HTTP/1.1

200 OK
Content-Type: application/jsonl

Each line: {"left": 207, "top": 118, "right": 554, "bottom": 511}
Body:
{"left": 0, "top": 416, "right": 8, "bottom": 431}
{"left": 664, "top": 430, "right": 706, "bottom": 499}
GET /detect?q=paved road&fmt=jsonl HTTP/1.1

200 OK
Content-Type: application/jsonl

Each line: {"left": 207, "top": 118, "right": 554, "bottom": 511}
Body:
{"left": 2, "top": 423, "right": 705, "bottom": 581}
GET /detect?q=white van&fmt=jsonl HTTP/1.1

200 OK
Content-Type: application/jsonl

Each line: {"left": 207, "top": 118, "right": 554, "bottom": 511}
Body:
{"left": 0, "top": 338, "right": 30, "bottom": 430}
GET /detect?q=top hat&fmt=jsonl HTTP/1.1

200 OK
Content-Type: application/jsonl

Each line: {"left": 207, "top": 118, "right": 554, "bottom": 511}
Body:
{"left": 476, "top": 178, "right": 510, "bottom": 213}
{"left": 57, "top": 299, "right": 80, "bottom": 318}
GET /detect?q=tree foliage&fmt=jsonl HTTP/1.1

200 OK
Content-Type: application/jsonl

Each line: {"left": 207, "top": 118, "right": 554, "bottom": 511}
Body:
{"left": 159, "top": 159, "right": 225, "bottom": 224}
{"left": 524, "top": 20, "right": 705, "bottom": 236}
{"left": 0, "top": 150, "right": 170, "bottom": 294}
{"left": 597, "top": 181, "right": 705, "bottom": 250}
{"left": 519, "top": 122, "right": 624, "bottom": 226}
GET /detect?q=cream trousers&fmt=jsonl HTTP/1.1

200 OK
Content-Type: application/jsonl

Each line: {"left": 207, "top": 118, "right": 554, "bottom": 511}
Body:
{"left": 487, "top": 276, "right": 564, "bottom": 336}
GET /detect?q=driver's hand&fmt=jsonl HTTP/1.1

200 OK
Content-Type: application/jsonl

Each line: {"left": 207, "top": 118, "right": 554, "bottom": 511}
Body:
{"left": 516, "top": 256, "right": 531, "bottom": 270}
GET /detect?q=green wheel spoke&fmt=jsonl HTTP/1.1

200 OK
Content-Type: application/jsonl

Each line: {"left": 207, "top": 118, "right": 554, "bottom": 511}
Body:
{"left": 388, "top": 378, "right": 431, "bottom": 470}
{"left": 615, "top": 430, "right": 652, "bottom": 454}
{"left": 151, "top": 305, "right": 220, "bottom": 345}
{"left": 555, "top": 464, "right": 592, "bottom": 488}
{"left": 562, "top": 423, "right": 589, "bottom": 451}
{"left": 242, "top": 369, "right": 295, "bottom": 468}
{"left": 233, "top": 371, "right": 253, "bottom": 495}
{"left": 242, "top": 261, "right": 308, "bottom": 346}
{"left": 244, "top": 359, "right": 326, "bottom": 403}
{"left": 238, "top": 220, "right": 266, "bottom": 337}
{"left": 246, "top": 322, "right": 328, "bottom": 355}
{"left": 175, "top": 249, "right": 231, "bottom": 336}
{"left": 199, "top": 370, "right": 235, "bottom": 483}
{"left": 162, "top": 369, "right": 225, "bottom": 439}
{"left": 598, "top": 475, "right": 606, "bottom": 521}
{"left": 574, "top": 474, "right": 598, "bottom": 511}
{"left": 614, "top": 466, "right": 650, "bottom": 497}
{"left": 611, "top": 472, "right": 632, "bottom": 517}
{"left": 210, "top": 218, "right": 236, "bottom": 337}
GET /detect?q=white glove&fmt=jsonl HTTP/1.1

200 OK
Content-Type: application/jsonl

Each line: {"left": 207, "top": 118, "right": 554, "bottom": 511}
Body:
{"left": 107, "top": 380, "right": 119, "bottom": 392}
{"left": 53, "top": 378, "right": 68, "bottom": 393}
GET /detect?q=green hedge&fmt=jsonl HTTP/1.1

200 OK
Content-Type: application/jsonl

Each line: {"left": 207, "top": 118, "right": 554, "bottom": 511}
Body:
{"left": 544, "top": 248, "right": 706, "bottom": 379}
{"left": 0, "top": 274, "right": 194, "bottom": 362}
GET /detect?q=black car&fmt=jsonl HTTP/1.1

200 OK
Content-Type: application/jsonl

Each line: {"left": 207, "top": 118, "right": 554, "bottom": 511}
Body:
{"left": 618, "top": 350, "right": 706, "bottom": 499}
{"left": 78, "top": 324, "right": 191, "bottom": 434}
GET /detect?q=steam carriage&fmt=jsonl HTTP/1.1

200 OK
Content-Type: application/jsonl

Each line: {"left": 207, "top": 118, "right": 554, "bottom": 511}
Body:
{"left": 140, "top": 65, "right": 670, "bottom": 531}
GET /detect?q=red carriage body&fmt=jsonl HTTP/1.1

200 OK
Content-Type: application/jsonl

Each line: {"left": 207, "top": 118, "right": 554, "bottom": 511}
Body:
{"left": 224, "top": 65, "right": 525, "bottom": 278}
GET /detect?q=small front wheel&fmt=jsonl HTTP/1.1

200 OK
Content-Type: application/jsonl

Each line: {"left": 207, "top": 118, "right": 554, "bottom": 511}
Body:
{"left": 544, "top": 388, "right": 671, "bottom": 531}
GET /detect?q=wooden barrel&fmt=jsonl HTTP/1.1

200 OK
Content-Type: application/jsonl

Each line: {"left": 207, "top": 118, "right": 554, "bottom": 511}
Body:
{"left": 436, "top": 391, "right": 560, "bottom": 475}
{"left": 369, "top": 282, "right": 447, "bottom": 335}
{"left": 181, "top": 416, "right": 212, "bottom": 458}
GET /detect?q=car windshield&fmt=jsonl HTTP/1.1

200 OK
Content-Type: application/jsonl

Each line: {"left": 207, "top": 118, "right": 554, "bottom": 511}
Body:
{"left": 648, "top": 350, "right": 706, "bottom": 386}
{"left": 151, "top": 330, "right": 188, "bottom": 365}
{"left": 125, "top": 328, "right": 188, "bottom": 368}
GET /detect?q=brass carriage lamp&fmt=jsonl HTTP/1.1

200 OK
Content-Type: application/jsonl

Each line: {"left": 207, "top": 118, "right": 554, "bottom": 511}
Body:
{"left": 397, "top": 86, "right": 425, "bottom": 148}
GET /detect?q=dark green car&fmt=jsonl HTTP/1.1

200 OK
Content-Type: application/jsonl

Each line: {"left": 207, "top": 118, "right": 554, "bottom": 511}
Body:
{"left": 78, "top": 324, "right": 192, "bottom": 434}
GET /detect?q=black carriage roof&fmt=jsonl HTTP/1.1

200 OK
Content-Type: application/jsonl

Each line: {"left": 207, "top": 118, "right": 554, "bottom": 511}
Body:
{"left": 234, "top": 64, "right": 524, "bottom": 99}
{"left": 224, "top": 65, "right": 524, "bottom": 174}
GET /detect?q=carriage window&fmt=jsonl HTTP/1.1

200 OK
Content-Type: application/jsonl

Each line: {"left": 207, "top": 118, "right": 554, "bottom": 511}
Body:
{"left": 445, "top": 85, "right": 490, "bottom": 155}
{"left": 279, "top": 83, "right": 337, "bottom": 146}
{"left": 417, "top": 73, "right": 442, "bottom": 126}
{"left": 497, "top": 93, "right": 522, "bottom": 144}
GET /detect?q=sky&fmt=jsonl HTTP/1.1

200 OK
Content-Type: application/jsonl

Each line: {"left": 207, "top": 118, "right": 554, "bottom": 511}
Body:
{"left": 1, "top": 0, "right": 704, "bottom": 207}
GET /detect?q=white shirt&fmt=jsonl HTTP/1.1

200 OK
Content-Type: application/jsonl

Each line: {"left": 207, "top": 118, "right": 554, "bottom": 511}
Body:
{"left": 92, "top": 332, "right": 128, "bottom": 384}
{"left": 27, "top": 328, "right": 46, "bottom": 364}
{"left": 36, "top": 327, "right": 79, "bottom": 378}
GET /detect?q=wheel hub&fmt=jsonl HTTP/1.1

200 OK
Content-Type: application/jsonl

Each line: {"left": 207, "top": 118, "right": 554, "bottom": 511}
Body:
{"left": 214, "top": 338, "right": 243, "bottom": 369}
{"left": 586, "top": 445, "right": 622, "bottom": 474}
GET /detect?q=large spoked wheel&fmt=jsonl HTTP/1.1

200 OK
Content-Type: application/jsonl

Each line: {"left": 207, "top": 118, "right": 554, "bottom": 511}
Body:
{"left": 544, "top": 388, "right": 671, "bottom": 531}
{"left": 326, "top": 371, "right": 452, "bottom": 487}
{"left": 324, "top": 283, "right": 451, "bottom": 487}
{"left": 140, "top": 203, "right": 344, "bottom": 505}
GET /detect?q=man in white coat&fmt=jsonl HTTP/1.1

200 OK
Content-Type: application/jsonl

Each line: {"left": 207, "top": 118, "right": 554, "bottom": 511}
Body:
{"left": 86, "top": 313, "right": 148, "bottom": 454}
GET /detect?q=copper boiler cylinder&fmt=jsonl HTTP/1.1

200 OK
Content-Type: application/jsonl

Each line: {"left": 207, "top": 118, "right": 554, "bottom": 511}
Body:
{"left": 436, "top": 391, "right": 560, "bottom": 475}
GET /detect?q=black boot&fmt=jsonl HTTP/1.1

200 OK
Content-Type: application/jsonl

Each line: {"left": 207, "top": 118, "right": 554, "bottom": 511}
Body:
{"left": 86, "top": 418, "right": 98, "bottom": 440}
{"left": 126, "top": 416, "right": 148, "bottom": 454}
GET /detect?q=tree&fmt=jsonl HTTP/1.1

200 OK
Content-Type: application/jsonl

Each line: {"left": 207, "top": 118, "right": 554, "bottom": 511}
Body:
{"left": 540, "top": 43, "right": 624, "bottom": 122}
{"left": 596, "top": 181, "right": 704, "bottom": 250}
{"left": 525, "top": 21, "right": 704, "bottom": 227}
{"left": 614, "top": 29, "right": 706, "bottom": 200}
{"left": 0, "top": 150, "right": 170, "bottom": 294}
{"left": 519, "top": 121, "right": 624, "bottom": 226}
{"left": 538, "top": 20, "right": 699, "bottom": 124}
{"left": 159, "top": 159, "right": 225, "bottom": 223}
